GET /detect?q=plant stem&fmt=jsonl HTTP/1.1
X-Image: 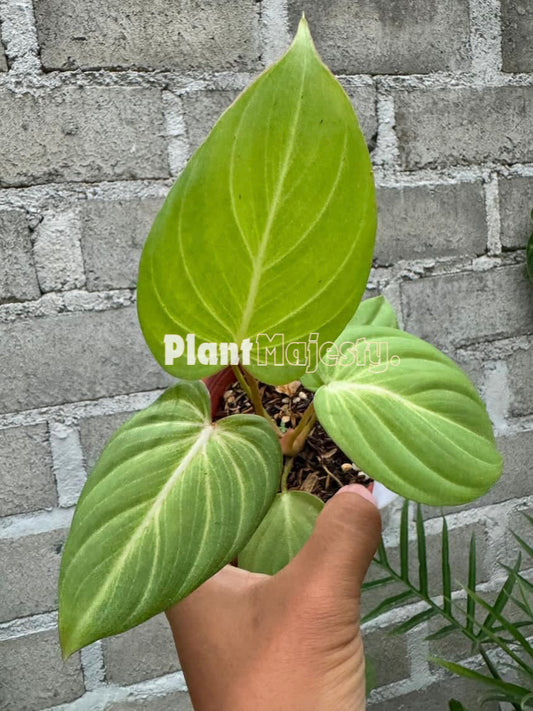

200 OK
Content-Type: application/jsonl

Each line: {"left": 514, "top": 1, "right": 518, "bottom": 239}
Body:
{"left": 237, "top": 365, "right": 281, "bottom": 435}
{"left": 281, "top": 457, "right": 294, "bottom": 492}
{"left": 231, "top": 364, "right": 253, "bottom": 401}
{"left": 283, "top": 402, "right": 317, "bottom": 456}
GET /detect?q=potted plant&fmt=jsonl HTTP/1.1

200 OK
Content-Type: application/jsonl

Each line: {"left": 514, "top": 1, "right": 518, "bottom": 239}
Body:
{"left": 58, "top": 18, "right": 502, "bottom": 657}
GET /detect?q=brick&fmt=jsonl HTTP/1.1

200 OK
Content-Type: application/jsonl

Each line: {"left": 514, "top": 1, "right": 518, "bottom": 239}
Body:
{"left": 0, "top": 424, "right": 56, "bottom": 517}
{"left": 34, "top": 0, "right": 260, "bottom": 72}
{"left": 106, "top": 692, "right": 193, "bottom": 711}
{"left": 363, "top": 626, "right": 410, "bottom": 688}
{"left": 395, "top": 87, "right": 533, "bottom": 169}
{"left": 103, "top": 614, "right": 179, "bottom": 685}
{"left": 0, "top": 87, "right": 168, "bottom": 187}
{"left": 181, "top": 90, "right": 239, "bottom": 158}
{"left": 494, "top": 430, "right": 533, "bottom": 500}
{"left": 33, "top": 211, "right": 85, "bottom": 292}
{"left": 79, "top": 411, "right": 137, "bottom": 472}
{"left": 81, "top": 198, "right": 163, "bottom": 291}
{"left": 507, "top": 344, "right": 533, "bottom": 416}
{"left": 452, "top": 349, "right": 485, "bottom": 392}
{"left": 288, "top": 0, "right": 470, "bottom": 74}
{"left": 375, "top": 183, "right": 487, "bottom": 265}
{"left": 368, "top": 674, "right": 499, "bottom": 710}
{"left": 501, "top": 0, "right": 533, "bottom": 72}
{"left": 503, "top": 503, "right": 533, "bottom": 562}
{"left": 499, "top": 176, "right": 533, "bottom": 249}
{"left": 338, "top": 82, "right": 377, "bottom": 147}
{"left": 401, "top": 266, "right": 533, "bottom": 349}
{"left": 0, "top": 210, "right": 40, "bottom": 302}
{"left": 0, "top": 628, "right": 84, "bottom": 710}
{"left": 0, "top": 307, "right": 172, "bottom": 413}
{"left": 0, "top": 529, "right": 66, "bottom": 622}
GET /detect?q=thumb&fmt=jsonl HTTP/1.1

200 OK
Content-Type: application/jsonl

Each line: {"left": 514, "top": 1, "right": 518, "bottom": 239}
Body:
{"left": 290, "top": 484, "right": 382, "bottom": 600}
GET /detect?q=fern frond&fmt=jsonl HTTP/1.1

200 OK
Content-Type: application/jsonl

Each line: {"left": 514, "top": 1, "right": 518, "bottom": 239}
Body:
{"left": 400, "top": 499, "right": 410, "bottom": 582}
{"left": 466, "top": 534, "right": 476, "bottom": 634}
{"left": 364, "top": 501, "right": 533, "bottom": 710}
{"left": 433, "top": 658, "right": 533, "bottom": 708}
{"left": 417, "top": 505, "right": 428, "bottom": 596}
{"left": 442, "top": 516, "right": 452, "bottom": 614}
{"left": 477, "top": 554, "right": 521, "bottom": 639}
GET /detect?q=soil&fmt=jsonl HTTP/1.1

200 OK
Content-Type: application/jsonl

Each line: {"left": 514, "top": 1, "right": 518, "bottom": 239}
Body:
{"left": 215, "top": 379, "right": 372, "bottom": 503}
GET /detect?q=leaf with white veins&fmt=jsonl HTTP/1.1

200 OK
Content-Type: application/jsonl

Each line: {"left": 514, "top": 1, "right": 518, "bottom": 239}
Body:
{"left": 313, "top": 326, "right": 502, "bottom": 505}
{"left": 239, "top": 490, "right": 323, "bottom": 574}
{"left": 137, "top": 18, "right": 376, "bottom": 384}
{"left": 59, "top": 380, "right": 282, "bottom": 656}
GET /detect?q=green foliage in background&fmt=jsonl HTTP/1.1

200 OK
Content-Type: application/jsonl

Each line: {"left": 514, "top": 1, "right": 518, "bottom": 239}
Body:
{"left": 364, "top": 502, "right": 533, "bottom": 709}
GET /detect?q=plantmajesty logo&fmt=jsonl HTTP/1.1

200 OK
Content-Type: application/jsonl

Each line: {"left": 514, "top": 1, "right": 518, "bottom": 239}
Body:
{"left": 164, "top": 334, "right": 401, "bottom": 374}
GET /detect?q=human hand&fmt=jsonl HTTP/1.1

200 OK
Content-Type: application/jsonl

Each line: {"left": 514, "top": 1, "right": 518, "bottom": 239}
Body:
{"left": 166, "top": 484, "right": 381, "bottom": 711}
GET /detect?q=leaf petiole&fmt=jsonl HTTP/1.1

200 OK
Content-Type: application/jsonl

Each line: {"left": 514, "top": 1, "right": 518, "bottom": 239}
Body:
{"left": 282, "top": 402, "right": 317, "bottom": 456}
{"left": 237, "top": 365, "right": 281, "bottom": 435}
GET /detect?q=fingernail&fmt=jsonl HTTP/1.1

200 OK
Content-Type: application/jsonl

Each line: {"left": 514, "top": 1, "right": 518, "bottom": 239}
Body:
{"left": 335, "top": 483, "right": 378, "bottom": 508}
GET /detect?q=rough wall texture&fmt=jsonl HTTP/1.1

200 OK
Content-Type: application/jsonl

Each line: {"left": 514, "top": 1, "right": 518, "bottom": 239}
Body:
{"left": 0, "top": 1, "right": 532, "bottom": 709}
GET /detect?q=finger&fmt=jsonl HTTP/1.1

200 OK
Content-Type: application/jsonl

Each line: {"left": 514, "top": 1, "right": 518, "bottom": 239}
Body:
{"left": 288, "top": 484, "right": 382, "bottom": 600}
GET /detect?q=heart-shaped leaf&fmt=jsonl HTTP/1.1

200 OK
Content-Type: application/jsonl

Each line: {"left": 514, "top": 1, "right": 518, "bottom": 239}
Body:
{"left": 137, "top": 18, "right": 376, "bottom": 385}
{"left": 59, "top": 381, "right": 282, "bottom": 656}
{"left": 239, "top": 490, "right": 323, "bottom": 574}
{"left": 302, "top": 295, "right": 398, "bottom": 391}
{"left": 313, "top": 326, "right": 502, "bottom": 506}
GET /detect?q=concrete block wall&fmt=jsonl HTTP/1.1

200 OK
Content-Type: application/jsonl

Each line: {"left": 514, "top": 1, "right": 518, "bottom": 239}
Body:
{"left": 0, "top": 0, "right": 531, "bottom": 709}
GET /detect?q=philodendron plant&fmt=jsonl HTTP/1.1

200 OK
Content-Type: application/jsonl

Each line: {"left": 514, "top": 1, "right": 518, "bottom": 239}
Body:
{"left": 59, "top": 18, "right": 503, "bottom": 657}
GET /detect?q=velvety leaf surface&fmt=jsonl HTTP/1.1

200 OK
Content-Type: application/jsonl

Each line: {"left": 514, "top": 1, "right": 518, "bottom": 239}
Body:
{"left": 313, "top": 326, "right": 502, "bottom": 505}
{"left": 137, "top": 18, "right": 376, "bottom": 384}
{"left": 59, "top": 381, "right": 282, "bottom": 656}
{"left": 348, "top": 295, "right": 399, "bottom": 329}
{"left": 239, "top": 490, "right": 323, "bottom": 574}
{"left": 301, "top": 295, "right": 398, "bottom": 391}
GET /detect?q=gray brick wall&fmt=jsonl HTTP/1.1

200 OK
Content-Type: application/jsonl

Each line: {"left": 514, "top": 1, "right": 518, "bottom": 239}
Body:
{"left": 0, "top": 0, "right": 531, "bottom": 709}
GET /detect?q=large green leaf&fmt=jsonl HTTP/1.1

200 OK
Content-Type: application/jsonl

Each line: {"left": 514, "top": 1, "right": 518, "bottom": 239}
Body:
{"left": 239, "top": 490, "right": 323, "bottom": 574}
{"left": 302, "top": 295, "right": 398, "bottom": 390}
{"left": 313, "top": 326, "right": 502, "bottom": 505}
{"left": 137, "top": 18, "right": 376, "bottom": 385}
{"left": 59, "top": 381, "right": 282, "bottom": 656}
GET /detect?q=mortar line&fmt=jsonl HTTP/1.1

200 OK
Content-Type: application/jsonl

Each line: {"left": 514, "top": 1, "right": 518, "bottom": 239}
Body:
{"left": 0, "top": 389, "right": 163, "bottom": 430}
{"left": 259, "top": 0, "right": 290, "bottom": 66}
{"left": 0, "top": 165, "right": 532, "bottom": 212}
{"left": 41, "top": 672, "right": 188, "bottom": 711}
{"left": 1, "top": 65, "right": 532, "bottom": 92}
{"left": 80, "top": 641, "right": 106, "bottom": 691}
{"left": 468, "top": 0, "right": 503, "bottom": 79}
{"left": 485, "top": 172, "right": 503, "bottom": 256}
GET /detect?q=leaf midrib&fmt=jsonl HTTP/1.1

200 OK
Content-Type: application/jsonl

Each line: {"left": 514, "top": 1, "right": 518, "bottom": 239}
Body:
{"left": 235, "top": 51, "right": 309, "bottom": 343}
{"left": 69, "top": 423, "right": 214, "bottom": 640}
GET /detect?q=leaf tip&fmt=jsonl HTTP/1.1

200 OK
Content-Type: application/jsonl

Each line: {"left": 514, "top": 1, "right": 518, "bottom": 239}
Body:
{"left": 59, "top": 631, "right": 77, "bottom": 661}
{"left": 294, "top": 13, "right": 314, "bottom": 49}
